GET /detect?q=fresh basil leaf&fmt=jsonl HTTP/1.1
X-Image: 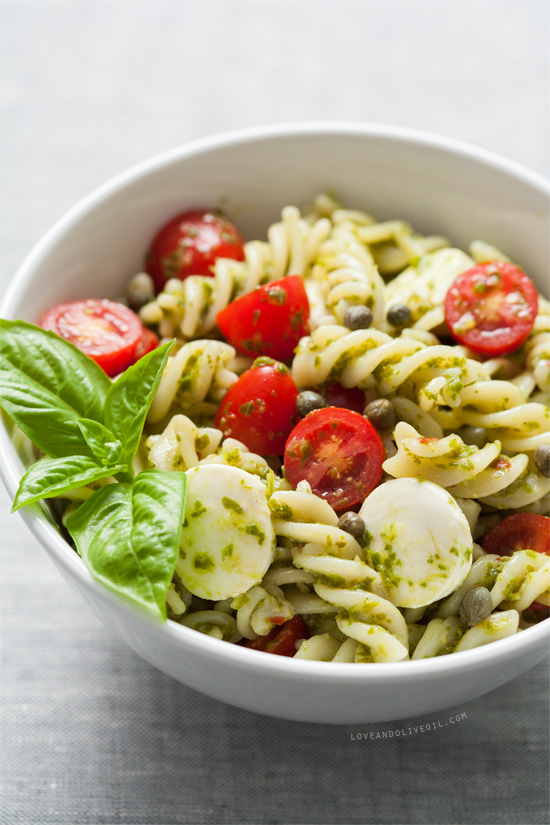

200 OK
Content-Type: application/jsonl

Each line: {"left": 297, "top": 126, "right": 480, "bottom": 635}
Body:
{"left": 0, "top": 320, "right": 111, "bottom": 457}
{"left": 12, "top": 455, "right": 127, "bottom": 512}
{"left": 77, "top": 418, "right": 124, "bottom": 466}
{"left": 66, "top": 469, "right": 186, "bottom": 619}
{"left": 103, "top": 341, "right": 173, "bottom": 466}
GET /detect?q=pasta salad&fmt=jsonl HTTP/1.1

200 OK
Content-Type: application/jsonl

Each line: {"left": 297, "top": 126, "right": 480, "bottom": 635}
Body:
{"left": 1, "top": 193, "right": 549, "bottom": 663}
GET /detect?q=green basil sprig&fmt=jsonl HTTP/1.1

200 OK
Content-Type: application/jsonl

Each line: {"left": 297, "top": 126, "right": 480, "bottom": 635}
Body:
{"left": 0, "top": 320, "right": 174, "bottom": 507}
{"left": 1, "top": 320, "right": 111, "bottom": 458}
{"left": 1, "top": 320, "right": 187, "bottom": 620}
{"left": 66, "top": 470, "right": 186, "bottom": 620}
{"left": 12, "top": 454, "right": 129, "bottom": 511}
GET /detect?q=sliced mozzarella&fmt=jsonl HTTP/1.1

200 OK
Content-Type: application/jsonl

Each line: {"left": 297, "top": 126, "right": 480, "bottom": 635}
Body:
{"left": 177, "top": 464, "right": 275, "bottom": 600}
{"left": 359, "top": 478, "right": 473, "bottom": 608}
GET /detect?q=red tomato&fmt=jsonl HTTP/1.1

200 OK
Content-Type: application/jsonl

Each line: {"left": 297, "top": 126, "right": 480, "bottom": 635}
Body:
{"left": 483, "top": 514, "right": 550, "bottom": 557}
{"left": 321, "top": 382, "right": 365, "bottom": 413}
{"left": 146, "top": 209, "right": 245, "bottom": 291}
{"left": 284, "top": 407, "right": 385, "bottom": 511}
{"left": 528, "top": 602, "right": 549, "bottom": 613}
{"left": 214, "top": 358, "right": 298, "bottom": 456}
{"left": 40, "top": 299, "right": 142, "bottom": 377}
{"left": 217, "top": 275, "right": 310, "bottom": 361}
{"left": 243, "top": 615, "right": 309, "bottom": 656}
{"left": 130, "top": 326, "right": 159, "bottom": 364}
{"left": 444, "top": 262, "right": 538, "bottom": 356}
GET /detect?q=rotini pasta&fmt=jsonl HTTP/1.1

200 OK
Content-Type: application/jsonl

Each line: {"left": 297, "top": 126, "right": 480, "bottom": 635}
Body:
{"left": 13, "top": 192, "right": 548, "bottom": 664}
{"left": 147, "top": 339, "right": 239, "bottom": 423}
{"left": 525, "top": 297, "right": 550, "bottom": 392}
{"left": 292, "top": 323, "right": 479, "bottom": 411}
{"left": 384, "top": 422, "right": 544, "bottom": 504}
{"left": 119, "top": 194, "right": 550, "bottom": 659}
{"left": 269, "top": 484, "right": 410, "bottom": 662}
{"left": 231, "top": 582, "right": 294, "bottom": 640}
{"left": 140, "top": 205, "right": 332, "bottom": 340}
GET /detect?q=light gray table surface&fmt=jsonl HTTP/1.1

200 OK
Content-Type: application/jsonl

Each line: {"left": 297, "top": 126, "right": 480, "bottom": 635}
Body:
{"left": 1, "top": 2, "right": 549, "bottom": 824}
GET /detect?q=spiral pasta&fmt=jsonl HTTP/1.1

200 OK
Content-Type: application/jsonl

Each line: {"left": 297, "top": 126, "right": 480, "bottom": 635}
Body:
{"left": 139, "top": 205, "right": 332, "bottom": 340}
{"left": 384, "top": 247, "right": 475, "bottom": 331}
{"left": 305, "top": 213, "right": 386, "bottom": 329}
{"left": 412, "top": 611, "right": 520, "bottom": 657}
{"left": 413, "top": 548, "right": 549, "bottom": 657}
{"left": 308, "top": 193, "right": 448, "bottom": 277}
{"left": 231, "top": 583, "right": 294, "bottom": 640}
{"left": 292, "top": 324, "right": 479, "bottom": 412}
{"left": 525, "top": 297, "right": 550, "bottom": 392}
{"left": 384, "top": 422, "right": 548, "bottom": 508}
{"left": 450, "top": 377, "right": 550, "bottom": 455}
{"left": 146, "top": 413, "right": 290, "bottom": 494}
{"left": 179, "top": 609, "right": 242, "bottom": 642}
{"left": 269, "top": 484, "right": 410, "bottom": 662}
{"left": 121, "top": 194, "right": 550, "bottom": 662}
{"left": 147, "top": 339, "right": 239, "bottom": 424}
{"left": 146, "top": 414, "right": 222, "bottom": 471}
{"left": 294, "top": 634, "right": 359, "bottom": 662}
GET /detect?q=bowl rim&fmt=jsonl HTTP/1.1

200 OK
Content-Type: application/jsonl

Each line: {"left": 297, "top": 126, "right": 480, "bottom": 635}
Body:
{"left": 1, "top": 120, "right": 549, "bottom": 681}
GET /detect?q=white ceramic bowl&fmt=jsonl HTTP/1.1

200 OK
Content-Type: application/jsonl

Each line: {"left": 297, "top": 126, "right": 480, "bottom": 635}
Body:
{"left": 2, "top": 123, "right": 549, "bottom": 724}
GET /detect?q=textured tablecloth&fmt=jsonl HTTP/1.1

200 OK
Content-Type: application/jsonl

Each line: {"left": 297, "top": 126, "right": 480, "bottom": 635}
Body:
{"left": 1, "top": 2, "right": 549, "bottom": 823}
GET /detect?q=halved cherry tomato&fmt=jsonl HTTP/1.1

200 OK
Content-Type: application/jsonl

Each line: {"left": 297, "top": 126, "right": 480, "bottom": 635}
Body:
{"left": 284, "top": 407, "right": 385, "bottom": 511}
{"left": 321, "top": 382, "right": 365, "bottom": 413}
{"left": 214, "top": 358, "right": 298, "bottom": 455}
{"left": 527, "top": 602, "right": 550, "bottom": 613}
{"left": 243, "top": 615, "right": 309, "bottom": 656}
{"left": 40, "top": 299, "right": 142, "bottom": 377}
{"left": 483, "top": 514, "right": 550, "bottom": 557}
{"left": 217, "top": 275, "right": 310, "bottom": 361}
{"left": 444, "top": 262, "right": 538, "bottom": 356}
{"left": 130, "top": 326, "right": 159, "bottom": 364}
{"left": 146, "top": 209, "right": 245, "bottom": 291}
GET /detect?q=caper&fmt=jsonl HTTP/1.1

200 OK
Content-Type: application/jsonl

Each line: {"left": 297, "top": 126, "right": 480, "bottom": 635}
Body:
{"left": 386, "top": 303, "right": 412, "bottom": 328}
{"left": 534, "top": 444, "right": 550, "bottom": 478}
{"left": 364, "top": 398, "right": 397, "bottom": 431}
{"left": 125, "top": 272, "right": 155, "bottom": 311}
{"left": 344, "top": 305, "right": 373, "bottom": 330}
{"left": 458, "top": 426, "right": 487, "bottom": 449}
{"left": 296, "top": 391, "right": 329, "bottom": 418}
{"left": 459, "top": 586, "right": 493, "bottom": 627}
{"left": 337, "top": 511, "right": 366, "bottom": 539}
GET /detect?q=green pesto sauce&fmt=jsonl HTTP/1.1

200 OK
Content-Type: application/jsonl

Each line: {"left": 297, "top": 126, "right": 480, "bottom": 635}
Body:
{"left": 244, "top": 522, "right": 266, "bottom": 545}
{"left": 221, "top": 542, "right": 234, "bottom": 560}
{"left": 178, "top": 352, "right": 200, "bottom": 392}
{"left": 477, "top": 613, "right": 508, "bottom": 634}
{"left": 239, "top": 401, "right": 256, "bottom": 416}
{"left": 221, "top": 496, "right": 244, "bottom": 514}
{"left": 374, "top": 523, "right": 404, "bottom": 588}
{"left": 330, "top": 341, "right": 377, "bottom": 379}
{"left": 354, "top": 644, "right": 375, "bottom": 663}
{"left": 266, "top": 286, "right": 287, "bottom": 306}
{"left": 194, "top": 433, "right": 210, "bottom": 452}
{"left": 503, "top": 575, "right": 525, "bottom": 601}
{"left": 314, "top": 572, "right": 347, "bottom": 588}
{"left": 190, "top": 500, "right": 207, "bottom": 518}
{"left": 193, "top": 552, "right": 215, "bottom": 572}
{"left": 223, "top": 447, "right": 242, "bottom": 465}
{"left": 231, "top": 593, "right": 250, "bottom": 610}
{"left": 171, "top": 453, "right": 185, "bottom": 470}
{"left": 268, "top": 499, "right": 294, "bottom": 520}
